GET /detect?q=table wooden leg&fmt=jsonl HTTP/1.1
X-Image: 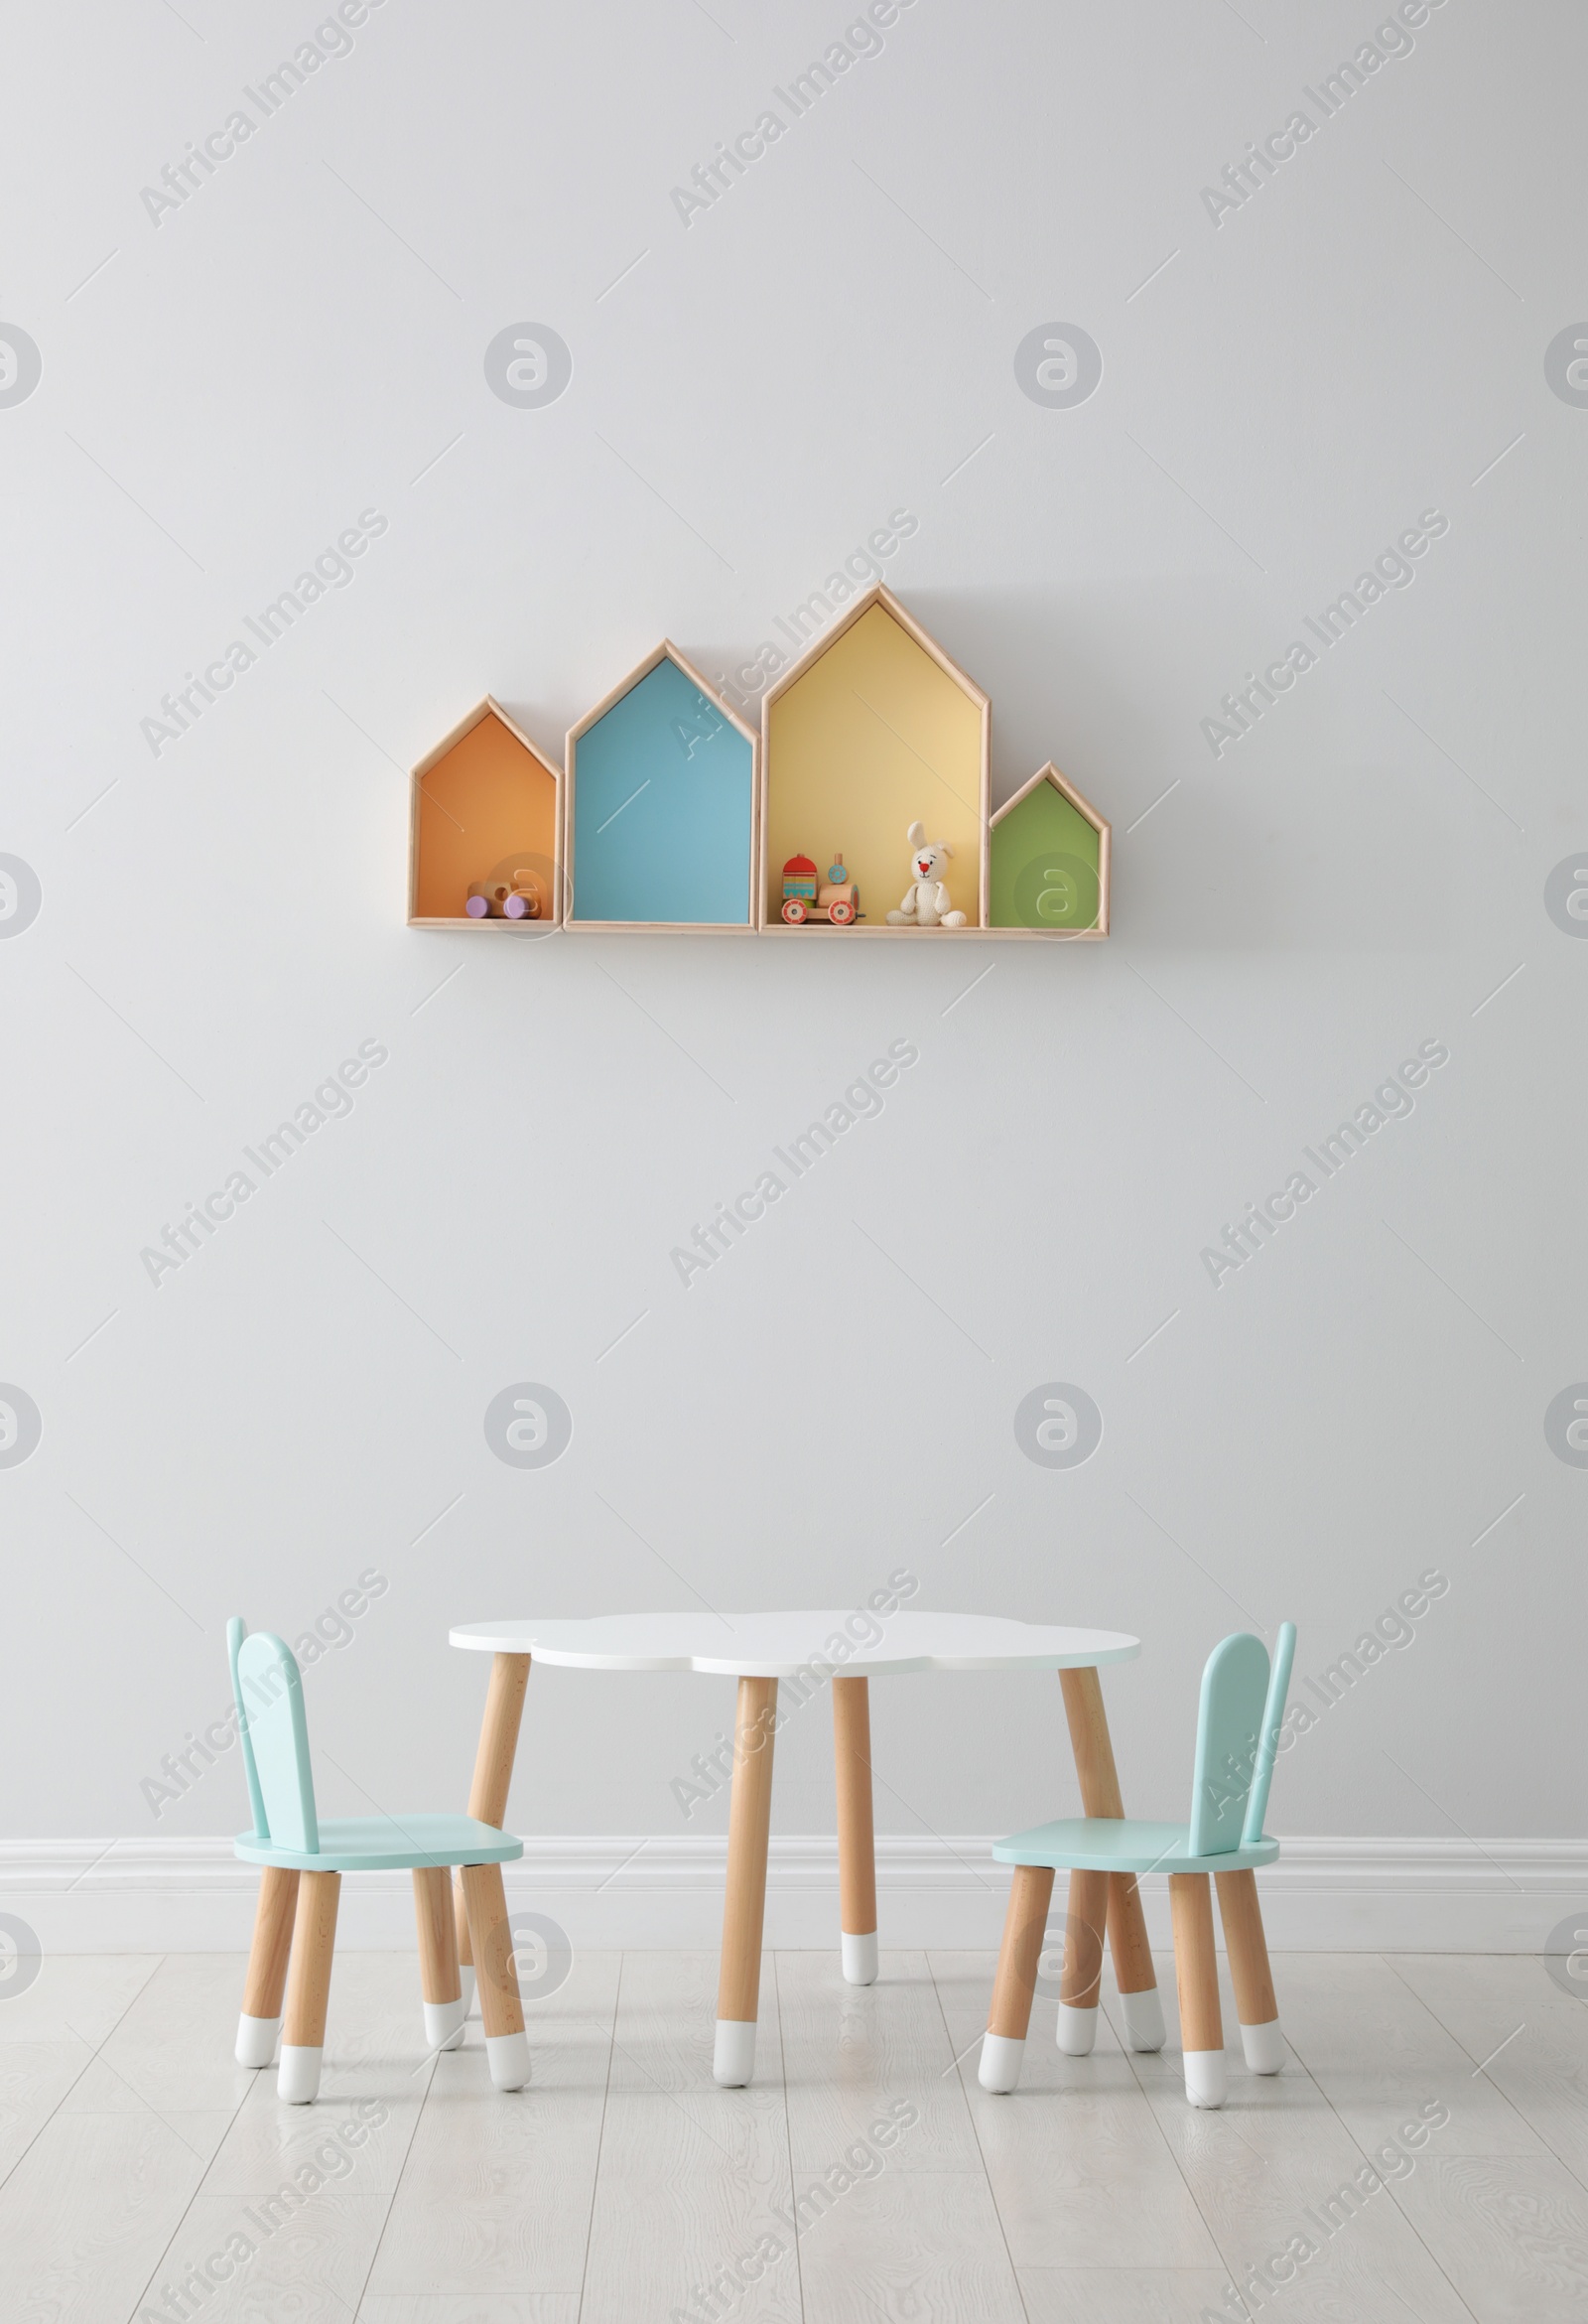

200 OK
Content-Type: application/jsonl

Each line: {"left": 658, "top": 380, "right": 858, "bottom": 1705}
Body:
{"left": 455, "top": 1651, "right": 531, "bottom": 2019}
{"left": 832, "top": 1674, "right": 877, "bottom": 1986}
{"left": 1170, "top": 1871, "right": 1226, "bottom": 2107}
{"left": 980, "top": 1862, "right": 1054, "bottom": 2091}
{"left": 715, "top": 1675, "right": 778, "bottom": 2086}
{"left": 414, "top": 1864, "right": 466, "bottom": 2053}
{"left": 461, "top": 1861, "right": 530, "bottom": 2089}
{"left": 1216, "top": 1867, "right": 1284, "bottom": 2073}
{"left": 280, "top": 1868, "right": 339, "bottom": 2103}
{"left": 1059, "top": 1665, "right": 1164, "bottom": 2052}
{"left": 236, "top": 1864, "right": 298, "bottom": 2068}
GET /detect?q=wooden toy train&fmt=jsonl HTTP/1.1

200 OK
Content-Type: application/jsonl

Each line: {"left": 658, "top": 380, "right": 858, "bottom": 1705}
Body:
{"left": 780, "top": 853, "right": 861, "bottom": 926}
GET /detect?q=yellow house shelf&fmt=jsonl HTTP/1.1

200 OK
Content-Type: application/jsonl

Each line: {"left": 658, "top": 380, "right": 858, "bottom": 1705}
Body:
{"left": 758, "top": 585, "right": 991, "bottom": 934}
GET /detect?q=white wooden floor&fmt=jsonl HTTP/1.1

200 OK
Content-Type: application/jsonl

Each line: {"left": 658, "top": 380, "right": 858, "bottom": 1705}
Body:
{"left": 3, "top": 1946, "right": 1585, "bottom": 2322}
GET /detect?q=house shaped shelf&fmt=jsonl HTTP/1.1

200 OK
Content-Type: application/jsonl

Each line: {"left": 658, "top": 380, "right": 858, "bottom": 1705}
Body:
{"left": 408, "top": 697, "right": 563, "bottom": 929}
{"left": 402, "top": 595, "right": 1113, "bottom": 943}
{"left": 759, "top": 587, "right": 990, "bottom": 934}
{"left": 563, "top": 644, "right": 758, "bottom": 931}
{"left": 988, "top": 762, "right": 1111, "bottom": 938}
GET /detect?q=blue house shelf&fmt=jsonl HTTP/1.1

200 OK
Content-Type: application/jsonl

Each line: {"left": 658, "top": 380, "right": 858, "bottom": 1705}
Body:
{"left": 563, "top": 642, "right": 758, "bottom": 932}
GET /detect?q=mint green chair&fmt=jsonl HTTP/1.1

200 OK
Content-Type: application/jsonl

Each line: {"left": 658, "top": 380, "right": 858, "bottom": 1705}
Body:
{"left": 980, "top": 1625, "right": 1295, "bottom": 2108}
{"left": 227, "top": 1617, "right": 529, "bottom": 2103}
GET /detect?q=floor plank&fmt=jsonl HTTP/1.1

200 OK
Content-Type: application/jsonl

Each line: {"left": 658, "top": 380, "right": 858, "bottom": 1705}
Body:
{"left": 776, "top": 1948, "right": 984, "bottom": 2176}
{"left": 0, "top": 2109, "right": 212, "bottom": 2322}
{"left": 580, "top": 2091, "right": 800, "bottom": 2324}
{"left": 0, "top": 1953, "right": 164, "bottom": 2189}
{"left": 1126, "top": 2043, "right": 1478, "bottom": 2322}
{"left": 1388, "top": 2152, "right": 1588, "bottom": 2323}
{"left": 356, "top": 2300, "right": 579, "bottom": 2323}
{"left": 605, "top": 1947, "right": 782, "bottom": 2096}
{"left": 362, "top": 2057, "right": 608, "bottom": 2300}
{"left": 198, "top": 1954, "right": 440, "bottom": 2199}
{"left": 1390, "top": 1953, "right": 1588, "bottom": 2186}
{"left": 0, "top": 1952, "right": 160, "bottom": 2050}
{"left": 1017, "top": 2266, "right": 1246, "bottom": 2322}
{"left": 929, "top": 1950, "right": 1222, "bottom": 2270}
{"left": 68, "top": 1952, "right": 262, "bottom": 2118}
{"left": 796, "top": 2167, "right": 1026, "bottom": 2322}
{"left": 360, "top": 1950, "right": 618, "bottom": 2302}
{"left": 138, "top": 2187, "right": 388, "bottom": 2321}
{"left": 1275, "top": 1952, "right": 1546, "bottom": 2158}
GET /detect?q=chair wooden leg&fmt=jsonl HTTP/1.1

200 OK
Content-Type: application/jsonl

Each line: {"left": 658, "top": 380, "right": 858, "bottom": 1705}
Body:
{"left": 715, "top": 1675, "right": 778, "bottom": 2086}
{"left": 1105, "top": 1870, "right": 1163, "bottom": 2049}
{"left": 1057, "top": 1867, "right": 1108, "bottom": 2055}
{"left": 1216, "top": 1868, "right": 1284, "bottom": 2072}
{"left": 1060, "top": 1667, "right": 1164, "bottom": 2051}
{"left": 833, "top": 1675, "right": 877, "bottom": 1987}
{"left": 980, "top": 1863, "right": 1054, "bottom": 2091}
{"left": 1169, "top": 1872, "right": 1226, "bottom": 2107}
{"left": 280, "top": 1869, "right": 339, "bottom": 2103}
{"left": 461, "top": 1861, "right": 529, "bottom": 2090}
{"left": 455, "top": 1651, "right": 532, "bottom": 2017}
{"left": 414, "top": 1865, "right": 465, "bottom": 2054}
{"left": 236, "top": 1865, "right": 298, "bottom": 2068}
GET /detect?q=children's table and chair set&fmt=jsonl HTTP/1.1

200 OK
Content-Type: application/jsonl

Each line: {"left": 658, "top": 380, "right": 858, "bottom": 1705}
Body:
{"left": 224, "top": 1604, "right": 1296, "bottom": 2113}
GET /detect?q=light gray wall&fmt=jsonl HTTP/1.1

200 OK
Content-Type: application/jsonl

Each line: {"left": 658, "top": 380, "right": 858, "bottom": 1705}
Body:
{"left": 3, "top": 0, "right": 1580, "bottom": 1854}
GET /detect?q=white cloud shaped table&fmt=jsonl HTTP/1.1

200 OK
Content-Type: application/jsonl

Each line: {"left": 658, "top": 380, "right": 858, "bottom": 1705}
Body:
{"left": 448, "top": 1610, "right": 1149, "bottom": 2087}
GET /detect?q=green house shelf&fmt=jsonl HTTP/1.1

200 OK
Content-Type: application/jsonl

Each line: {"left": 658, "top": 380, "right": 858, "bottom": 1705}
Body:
{"left": 988, "top": 762, "right": 1110, "bottom": 938}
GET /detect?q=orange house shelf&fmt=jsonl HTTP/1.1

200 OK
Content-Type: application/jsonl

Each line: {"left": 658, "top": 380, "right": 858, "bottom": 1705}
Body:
{"left": 408, "top": 698, "right": 563, "bottom": 929}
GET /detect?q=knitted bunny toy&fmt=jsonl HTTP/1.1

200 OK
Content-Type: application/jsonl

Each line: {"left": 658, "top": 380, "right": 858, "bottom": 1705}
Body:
{"left": 886, "top": 821, "right": 967, "bottom": 927}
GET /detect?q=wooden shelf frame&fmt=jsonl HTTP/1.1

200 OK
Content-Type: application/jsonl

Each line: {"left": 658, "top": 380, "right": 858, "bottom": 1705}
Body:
{"left": 402, "top": 599, "right": 1113, "bottom": 944}
{"left": 407, "top": 696, "right": 564, "bottom": 931}
{"left": 561, "top": 641, "right": 760, "bottom": 935}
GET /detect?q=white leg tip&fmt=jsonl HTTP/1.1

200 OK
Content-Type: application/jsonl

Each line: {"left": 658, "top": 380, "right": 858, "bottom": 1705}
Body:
{"left": 842, "top": 1931, "right": 878, "bottom": 1985}
{"left": 713, "top": 2018, "right": 757, "bottom": 2087}
{"left": 1241, "top": 2018, "right": 1285, "bottom": 2074}
{"left": 978, "top": 2033, "right": 1025, "bottom": 2093}
{"left": 234, "top": 2014, "right": 280, "bottom": 2070}
{"left": 1057, "top": 2002, "right": 1099, "bottom": 2056}
{"left": 277, "top": 2044, "right": 323, "bottom": 2104}
{"left": 485, "top": 2031, "right": 530, "bottom": 2091}
{"left": 424, "top": 1996, "right": 467, "bottom": 2052}
{"left": 1183, "top": 2048, "right": 1228, "bottom": 2108}
{"left": 459, "top": 1964, "right": 476, "bottom": 2017}
{"left": 1121, "top": 1985, "right": 1166, "bottom": 2053}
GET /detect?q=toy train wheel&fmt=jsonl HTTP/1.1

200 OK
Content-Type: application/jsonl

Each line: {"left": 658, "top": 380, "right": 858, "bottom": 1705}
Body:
{"left": 781, "top": 897, "right": 808, "bottom": 923}
{"left": 828, "top": 896, "right": 856, "bottom": 924}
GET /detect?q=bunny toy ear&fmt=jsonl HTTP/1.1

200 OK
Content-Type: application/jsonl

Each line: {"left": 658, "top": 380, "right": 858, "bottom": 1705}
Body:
{"left": 907, "top": 821, "right": 925, "bottom": 846}
{"left": 940, "top": 841, "right": 955, "bottom": 859}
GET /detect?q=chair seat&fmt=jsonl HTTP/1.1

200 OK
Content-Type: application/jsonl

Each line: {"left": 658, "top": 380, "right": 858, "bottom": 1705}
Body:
{"left": 234, "top": 1814, "right": 524, "bottom": 1873}
{"left": 992, "top": 1817, "right": 1279, "bottom": 1875}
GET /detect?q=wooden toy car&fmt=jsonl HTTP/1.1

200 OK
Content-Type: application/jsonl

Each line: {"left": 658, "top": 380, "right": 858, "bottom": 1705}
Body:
{"left": 466, "top": 869, "right": 545, "bottom": 920}
{"left": 781, "top": 854, "right": 860, "bottom": 925}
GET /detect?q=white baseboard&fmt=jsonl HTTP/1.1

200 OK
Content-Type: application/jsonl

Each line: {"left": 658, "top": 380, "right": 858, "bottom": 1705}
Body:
{"left": 2, "top": 1836, "right": 1579, "bottom": 1954}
